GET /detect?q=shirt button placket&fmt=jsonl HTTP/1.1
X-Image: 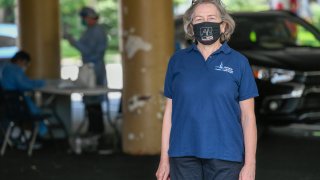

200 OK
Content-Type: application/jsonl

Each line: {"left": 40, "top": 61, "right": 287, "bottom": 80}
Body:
{"left": 207, "top": 55, "right": 213, "bottom": 64}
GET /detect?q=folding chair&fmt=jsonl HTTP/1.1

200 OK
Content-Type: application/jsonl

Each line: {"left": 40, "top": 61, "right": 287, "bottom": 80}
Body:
{"left": 0, "top": 88, "right": 7, "bottom": 143}
{"left": 0, "top": 90, "right": 51, "bottom": 156}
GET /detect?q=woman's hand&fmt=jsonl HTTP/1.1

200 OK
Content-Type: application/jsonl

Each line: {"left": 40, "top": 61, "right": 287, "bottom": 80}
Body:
{"left": 156, "top": 158, "right": 170, "bottom": 180}
{"left": 239, "top": 163, "right": 255, "bottom": 180}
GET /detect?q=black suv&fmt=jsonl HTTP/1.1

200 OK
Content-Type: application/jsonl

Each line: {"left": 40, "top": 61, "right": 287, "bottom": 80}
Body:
{"left": 229, "top": 10, "right": 320, "bottom": 127}
{"left": 176, "top": 10, "right": 320, "bottom": 132}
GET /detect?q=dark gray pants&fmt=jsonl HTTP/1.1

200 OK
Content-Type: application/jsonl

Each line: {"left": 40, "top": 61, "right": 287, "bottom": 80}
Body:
{"left": 170, "top": 157, "right": 243, "bottom": 180}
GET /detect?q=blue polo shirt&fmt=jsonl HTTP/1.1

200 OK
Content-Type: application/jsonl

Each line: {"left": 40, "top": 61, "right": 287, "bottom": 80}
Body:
{"left": 164, "top": 42, "right": 259, "bottom": 162}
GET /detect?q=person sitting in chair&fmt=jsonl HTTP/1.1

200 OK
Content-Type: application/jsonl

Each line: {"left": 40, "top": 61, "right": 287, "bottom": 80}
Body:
{"left": 1, "top": 51, "right": 48, "bottom": 136}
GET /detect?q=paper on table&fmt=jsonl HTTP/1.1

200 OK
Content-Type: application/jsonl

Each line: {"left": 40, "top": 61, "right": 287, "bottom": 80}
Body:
{"left": 57, "top": 80, "right": 77, "bottom": 89}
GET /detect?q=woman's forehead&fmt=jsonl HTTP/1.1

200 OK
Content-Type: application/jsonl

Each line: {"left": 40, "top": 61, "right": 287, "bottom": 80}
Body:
{"left": 193, "top": 3, "right": 220, "bottom": 17}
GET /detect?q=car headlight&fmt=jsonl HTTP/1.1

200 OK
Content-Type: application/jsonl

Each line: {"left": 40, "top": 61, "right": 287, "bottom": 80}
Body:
{"left": 251, "top": 65, "right": 295, "bottom": 84}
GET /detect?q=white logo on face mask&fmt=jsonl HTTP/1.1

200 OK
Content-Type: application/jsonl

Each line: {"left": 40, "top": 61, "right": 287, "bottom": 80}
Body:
{"left": 200, "top": 27, "right": 213, "bottom": 41}
{"left": 214, "top": 62, "right": 233, "bottom": 74}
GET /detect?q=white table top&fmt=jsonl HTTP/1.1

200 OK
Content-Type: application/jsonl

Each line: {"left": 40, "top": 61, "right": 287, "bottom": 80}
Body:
{"left": 38, "top": 79, "right": 121, "bottom": 96}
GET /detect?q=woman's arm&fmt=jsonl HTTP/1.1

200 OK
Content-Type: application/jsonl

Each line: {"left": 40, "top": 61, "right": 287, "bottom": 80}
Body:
{"left": 239, "top": 98, "right": 257, "bottom": 180}
{"left": 156, "top": 98, "right": 172, "bottom": 180}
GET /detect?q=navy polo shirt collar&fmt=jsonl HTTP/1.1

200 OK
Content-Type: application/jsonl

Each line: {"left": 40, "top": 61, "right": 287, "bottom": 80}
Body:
{"left": 187, "top": 42, "right": 232, "bottom": 55}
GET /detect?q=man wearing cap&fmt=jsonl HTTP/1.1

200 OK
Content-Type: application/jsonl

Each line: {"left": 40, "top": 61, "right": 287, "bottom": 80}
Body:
{"left": 64, "top": 7, "right": 107, "bottom": 136}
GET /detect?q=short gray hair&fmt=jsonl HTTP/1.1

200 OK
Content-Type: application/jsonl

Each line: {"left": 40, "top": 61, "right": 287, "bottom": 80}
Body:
{"left": 183, "top": 0, "right": 235, "bottom": 43}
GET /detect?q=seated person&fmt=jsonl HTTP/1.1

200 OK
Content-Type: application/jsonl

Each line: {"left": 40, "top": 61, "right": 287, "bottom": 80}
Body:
{"left": 1, "top": 51, "right": 47, "bottom": 136}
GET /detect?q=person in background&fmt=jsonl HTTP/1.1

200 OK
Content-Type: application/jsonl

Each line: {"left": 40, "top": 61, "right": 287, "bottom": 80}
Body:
{"left": 156, "top": 0, "right": 258, "bottom": 179}
{"left": 64, "top": 7, "right": 107, "bottom": 136}
{"left": 298, "top": 0, "right": 313, "bottom": 22}
{"left": 1, "top": 51, "right": 47, "bottom": 136}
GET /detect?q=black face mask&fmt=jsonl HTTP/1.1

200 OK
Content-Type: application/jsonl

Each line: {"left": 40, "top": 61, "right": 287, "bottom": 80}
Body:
{"left": 193, "top": 22, "right": 222, "bottom": 45}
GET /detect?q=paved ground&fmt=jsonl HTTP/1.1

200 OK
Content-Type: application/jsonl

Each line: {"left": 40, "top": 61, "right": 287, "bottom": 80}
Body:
{"left": 256, "top": 126, "right": 320, "bottom": 180}
{"left": 1, "top": 125, "right": 320, "bottom": 180}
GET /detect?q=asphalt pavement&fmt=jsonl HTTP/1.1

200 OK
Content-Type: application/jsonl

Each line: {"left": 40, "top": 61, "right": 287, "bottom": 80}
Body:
{"left": 1, "top": 124, "right": 320, "bottom": 180}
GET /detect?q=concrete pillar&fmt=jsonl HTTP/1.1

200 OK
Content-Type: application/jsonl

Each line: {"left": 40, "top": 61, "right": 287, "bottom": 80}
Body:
{"left": 120, "top": 0, "right": 174, "bottom": 154}
{"left": 17, "top": 0, "right": 60, "bottom": 79}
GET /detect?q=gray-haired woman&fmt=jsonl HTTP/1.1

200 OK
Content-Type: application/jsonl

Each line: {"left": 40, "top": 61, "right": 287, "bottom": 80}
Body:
{"left": 156, "top": 0, "right": 258, "bottom": 180}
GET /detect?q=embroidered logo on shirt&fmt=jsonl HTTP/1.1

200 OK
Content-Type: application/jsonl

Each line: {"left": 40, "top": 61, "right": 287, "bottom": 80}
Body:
{"left": 214, "top": 62, "right": 234, "bottom": 74}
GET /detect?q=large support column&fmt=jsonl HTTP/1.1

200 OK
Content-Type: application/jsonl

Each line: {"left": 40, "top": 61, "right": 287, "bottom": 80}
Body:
{"left": 120, "top": 0, "right": 174, "bottom": 154}
{"left": 17, "top": 0, "right": 60, "bottom": 79}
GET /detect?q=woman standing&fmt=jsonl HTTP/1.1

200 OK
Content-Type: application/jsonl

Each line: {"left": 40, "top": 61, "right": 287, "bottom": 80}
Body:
{"left": 156, "top": 0, "right": 258, "bottom": 180}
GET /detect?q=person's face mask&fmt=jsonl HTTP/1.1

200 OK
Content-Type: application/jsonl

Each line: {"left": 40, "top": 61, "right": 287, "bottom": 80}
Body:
{"left": 193, "top": 21, "right": 222, "bottom": 45}
{"left": 81, "top": 18, "right": 88, "bottom": 26}
{"left": 21, "top": 62, "right": 29, "bottom": 72}
{"left": 17, "top": 60, "right": 28, "bottom": 72}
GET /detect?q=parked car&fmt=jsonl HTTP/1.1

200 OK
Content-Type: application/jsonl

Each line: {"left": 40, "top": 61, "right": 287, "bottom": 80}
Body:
{"left": 0, "top": 23, "right": 18, "bottom": 60}
{"left": 176, "top": 10, "right": 320, "bottom": 134}
{"left": 0, "top": 23, "right": 18, "bottom": 83}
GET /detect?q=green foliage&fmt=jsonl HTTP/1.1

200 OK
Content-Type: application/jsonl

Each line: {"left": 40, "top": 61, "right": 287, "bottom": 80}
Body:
{"left": 61, "top": 39, "right": 81, "bottom": 58}
{"left": 1, "top": 0, "right": 196, "bottom": 59}
{"left": 296, "top": 26, "right": 320, "bottom": 47}
{"left": 174, "top": 0, "right": 186, "bottom": 6}
{"left": 0, "top": 0, "right": 14, "bottom": 7}
{"left": 0, "top": 0, "right": 15, "bottom": 22}
{"left": 60, "top": 0, "right": 87, "bottom": 39}
{"left": 224, "top": 0, "right": 269, "bottom": 12}
{"left": 95, "top": 0, "right": 119, "bottom": 51}
{"left": 60, "top": 0, "right": 187, "bottom": 58}
{"left": 60, "top": 0, "right": 119, "bottom": 54}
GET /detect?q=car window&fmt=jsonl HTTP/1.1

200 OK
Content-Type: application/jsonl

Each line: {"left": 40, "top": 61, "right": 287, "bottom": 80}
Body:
{"left": 0, "top": 35, "right": 16, "bottom": 47}
{"left": 295, "top": 23, "right": 320, "bottom": 47}
{"left": 230, "top": 16, "right": 320, "bottom": 49}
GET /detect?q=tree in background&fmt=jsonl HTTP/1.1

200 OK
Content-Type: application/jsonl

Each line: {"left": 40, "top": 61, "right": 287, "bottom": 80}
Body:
{"left": 0, "top": 0, "right": 15, "bottom": 23}
{"left": 224, "top": 0, "right": 269, "bottom": 11}
{"left": 60, "top": 0, "right": 185, "bottom": 57}
{"left": 174, "top": 0, "right": 186, "bottom": 6}
{"left": 60, "top": 0, "right": 87, "bottom": 39}
{"left": 0, "top": 0, "right": 194, "bottom": 53}
{"left": 60, "top": 0, "right": 119, "bottom": 58}
{"left": 94, "top": 0, "right": 118, "bottom": 51}
{"left": 13, "top": 0, "right": 320, "bottom": 59}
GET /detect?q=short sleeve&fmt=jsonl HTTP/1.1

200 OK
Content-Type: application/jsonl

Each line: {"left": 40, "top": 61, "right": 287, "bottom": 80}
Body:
{"left": 239, "top": 58, "right": 259, "bottom": 101}
{"left": 164, "top": 57, "right": 174, "bottom": 99}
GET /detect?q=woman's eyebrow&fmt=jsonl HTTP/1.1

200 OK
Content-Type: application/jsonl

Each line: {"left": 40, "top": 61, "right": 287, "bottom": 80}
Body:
{"left": 193, "top": 15, "right": 204, "bottom": 18}
{"left": 207, "top": 15, "right": 217, "bottom": 18}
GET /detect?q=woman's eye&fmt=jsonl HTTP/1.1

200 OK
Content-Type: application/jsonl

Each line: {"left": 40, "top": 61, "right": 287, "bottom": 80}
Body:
{"left": 194, "top": 19, "right": 203, "bottom": 23}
